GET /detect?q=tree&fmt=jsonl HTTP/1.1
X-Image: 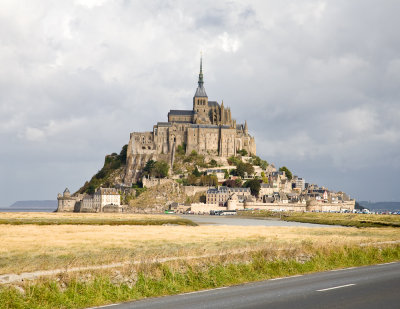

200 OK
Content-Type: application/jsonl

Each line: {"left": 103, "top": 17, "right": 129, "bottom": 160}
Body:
{"left": 118, "top": 144, "right": 128, "bottom": 164}
{"left": 261, "top": 172, "right": 269, "bottom": 183}
{"left": 237, "top": 149, "right": 248, "bottom": 156}
{"left": 244, "top": 179, "right": 261, "bottom": 197}
{"left": 279, "top": 166, "right": 293, "bottom": 180}
{"left": 200, "top": 175, "right": 218, "bottom": 186}
{"left": 251, "top": 155, "right": 268, "bottom": 169}
{"left": 236, "top": 162, "right": 255, "bottom": 178}
{"left": 154, "top": 161, "right": 169, "bottom": 178}
{"left": 224, "top": 169, "right": 230, "bottom": 179}
{"left": 87, "top": 184, "right": 96, "bottom": 195}
{"left": 143, "top": 160, "right": 156, "bottom": 176}
{"left": 192, "top": 166, "right": 202, "bottom": 177}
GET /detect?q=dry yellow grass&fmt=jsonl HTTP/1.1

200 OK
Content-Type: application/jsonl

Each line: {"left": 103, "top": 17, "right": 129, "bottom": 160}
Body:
{"left": 1, "top": 220, "right": 400, "bottom": 275}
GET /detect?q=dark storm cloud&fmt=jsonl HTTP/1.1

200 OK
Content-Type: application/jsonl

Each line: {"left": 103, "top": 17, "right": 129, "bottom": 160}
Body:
{"left": 0, "top": 0, "right": 399, "bottom": 206}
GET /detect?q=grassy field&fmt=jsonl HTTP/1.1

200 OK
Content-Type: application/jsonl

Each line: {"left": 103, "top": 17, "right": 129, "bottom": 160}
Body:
{"left": 1, "top": 222, "right": 399, "bottom": 275}
{"left": 0, "top": 212, "right": 196, "bottom": 226}
{"left": 238, "top": 210, "right": 400, "bottom": 227}
{"left": 1, "top": 213, "right": 400, "bottom": 308}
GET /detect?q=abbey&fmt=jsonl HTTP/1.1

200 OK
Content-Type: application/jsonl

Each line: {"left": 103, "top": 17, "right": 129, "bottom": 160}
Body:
{"left": 124, "top": 59, "right": 256, "bottom": 184}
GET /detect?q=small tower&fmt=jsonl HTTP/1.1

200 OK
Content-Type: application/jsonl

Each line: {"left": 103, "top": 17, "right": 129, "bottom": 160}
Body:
{"left": 63, "top": 187, "right": 71, "bottom": 198}
{"left": 244, "top": 120, "right": 248, "bottom": 134}
{"left": 193, "top": 55, "right": 209, "bottom": 123}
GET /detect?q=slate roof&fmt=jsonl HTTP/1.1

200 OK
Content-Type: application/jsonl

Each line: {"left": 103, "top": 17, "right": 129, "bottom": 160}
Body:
{"left": 157, "top": 122, "right": 172, "bottom": 127}
{"left": 194, "top": 85, "right": 208, "bottom": 97}
{"left": 208, "top": 101, "right": 219, "bottom": 107}
{"left": 168, "top": 110, "right": 194, "bottom": 116}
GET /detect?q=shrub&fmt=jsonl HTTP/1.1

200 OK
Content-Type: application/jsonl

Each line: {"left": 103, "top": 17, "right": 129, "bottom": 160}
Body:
{"left": 154, "top": 161, "right": 169, "bottom": 178}
{"left": 227, "top": 155, "right": 241, "bottom": 166}
{"left": 237, "top": 149, "right": 248, "bottom": 156}
{"left": 177, "top": 143, "right": 186, "bottom": 155}
{"left": 209, "top": 159, "right": 218, "bottom": 167}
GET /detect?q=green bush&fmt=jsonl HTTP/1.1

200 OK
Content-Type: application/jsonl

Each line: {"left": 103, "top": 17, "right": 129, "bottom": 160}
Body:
{"left": 236, "top": 162, "right": 254, "bottom": 178}
{"left": 237, "top": 149, "right": 248, "bottom": 156}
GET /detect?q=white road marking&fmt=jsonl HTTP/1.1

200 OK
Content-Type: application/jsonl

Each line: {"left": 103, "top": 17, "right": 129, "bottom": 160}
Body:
{"left": 179, "top": 286, "right": 228, "bottom": 296}
{"left": 317, "top": 283, "right": 355, "bottom": 292}
{"left": 87, "top": 304, "right": 119, "bottom": 308}
{"left": 270, "top": 278, "right": 283, "bottom": 280}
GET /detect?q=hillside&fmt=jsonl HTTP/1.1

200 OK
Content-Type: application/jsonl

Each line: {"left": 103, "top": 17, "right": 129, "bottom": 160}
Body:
{"left": 75, "top": 145, "right": 127, "bottom": 195}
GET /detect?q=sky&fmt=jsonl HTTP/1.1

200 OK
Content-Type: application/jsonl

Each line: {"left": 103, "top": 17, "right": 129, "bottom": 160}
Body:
{"left": 1, "top": 0, "right": 399, "bottom": 206}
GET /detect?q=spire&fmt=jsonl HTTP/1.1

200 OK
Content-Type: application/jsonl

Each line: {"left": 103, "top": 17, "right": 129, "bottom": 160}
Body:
{"left": 198, "top": 54, "right": 204, "bottom": 87}
{"left": 194, "top": 54, "right": 207, "bottom": 98}
{"left": 244, "top": 120, "right": 248, "bottom": 133}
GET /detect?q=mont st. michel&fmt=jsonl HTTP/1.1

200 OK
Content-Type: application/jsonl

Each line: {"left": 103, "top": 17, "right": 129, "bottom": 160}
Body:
{"left": 57, "top": 59, "right": 355, "bottom": 214}
{"left": 124, "top": 57, "right": 256, "bottom": 185}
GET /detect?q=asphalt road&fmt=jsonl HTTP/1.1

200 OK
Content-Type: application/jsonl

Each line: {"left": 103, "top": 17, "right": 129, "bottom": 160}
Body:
{"left": 179, "top": 214, "right": 336, "bottom": 228}
{"left": 94, "top": 262, "right": 400, "bottom": 309}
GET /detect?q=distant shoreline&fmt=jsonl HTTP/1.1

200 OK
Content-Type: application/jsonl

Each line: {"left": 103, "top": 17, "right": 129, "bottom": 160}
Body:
{"left": 0, "top": 208, "right": 55, "bottom": 213}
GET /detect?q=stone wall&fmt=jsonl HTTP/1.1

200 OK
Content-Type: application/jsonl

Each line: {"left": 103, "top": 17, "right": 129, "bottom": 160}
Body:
{"left": 183, "top": 186, "right": 209, "bottom": 196}
{"left": 142, "top": 178, "right": 173, "bottom": 188}
{"left": 103, "top": 205, "right": 126, "bottom": 213}
{"left": 244, "top": 200, "right": 355, "bottom": 212}
{"left": 190, "top": 203, "right": 227, "bottom": 214}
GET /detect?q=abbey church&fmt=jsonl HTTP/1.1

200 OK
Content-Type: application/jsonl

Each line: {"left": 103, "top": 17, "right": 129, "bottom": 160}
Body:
{"left": 124, "top": 58, "right": 256, "bottom": 184}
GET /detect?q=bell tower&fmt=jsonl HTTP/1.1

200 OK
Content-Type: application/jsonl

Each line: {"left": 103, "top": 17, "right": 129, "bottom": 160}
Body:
{"left": 193, "top": 55, "right": 209, "bottom": 123}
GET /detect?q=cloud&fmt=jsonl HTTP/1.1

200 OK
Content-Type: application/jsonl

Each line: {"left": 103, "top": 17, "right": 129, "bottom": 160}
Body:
{"left": 1, "top": 0, "right": 400, "bottom": 205}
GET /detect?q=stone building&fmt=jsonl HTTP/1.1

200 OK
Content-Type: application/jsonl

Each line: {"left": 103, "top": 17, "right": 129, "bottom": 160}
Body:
{"left": 57, "top": 188, "right": 81, "bottom": 212}
{"left": 124, "top": 58, "right": 256, "bottom": 185}
{"left": 206, "top": 186, "right": 251, "bottom": 206}
{"left": 57, "top": 187, "right": 120, "bottom": 212}
{"left": 81, "top": 187, "right": 121, "bottom": 212}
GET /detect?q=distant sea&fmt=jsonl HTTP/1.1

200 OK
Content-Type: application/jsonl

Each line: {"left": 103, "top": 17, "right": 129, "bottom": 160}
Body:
{"left": 0, "top": 200, "right": 57, "bottom": 212}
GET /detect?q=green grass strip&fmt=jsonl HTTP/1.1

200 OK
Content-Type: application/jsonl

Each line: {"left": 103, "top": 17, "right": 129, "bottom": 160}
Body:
{"left": 237, "top": 211, "right": 400, "bottom": 228}
{"left": 0, "top": 218, "right": 197, "bottom": 226}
